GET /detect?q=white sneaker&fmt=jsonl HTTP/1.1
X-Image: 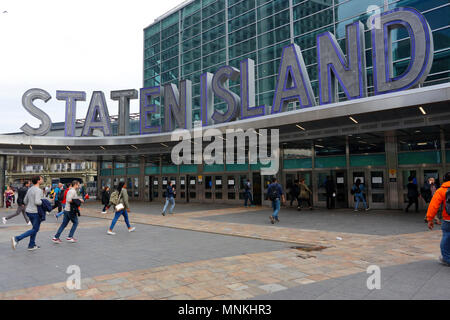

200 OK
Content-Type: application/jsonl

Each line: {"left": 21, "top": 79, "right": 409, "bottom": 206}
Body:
{"left": 2, "top": 217, "right": 7, "bottom": 224}
{"left": 107, "top": 230, "right": 116, "bottom": 235}
{"left": 128, "top": 227, "right": 136, "bottom": 232}
{"left": 365, "top": 208, "right": 370, "bottom": 211}
{"left": 11, "top": 236, "right": 17, "bottom": 250}
{"left": 101, "top": 211, "right": 106, "bottom": 214}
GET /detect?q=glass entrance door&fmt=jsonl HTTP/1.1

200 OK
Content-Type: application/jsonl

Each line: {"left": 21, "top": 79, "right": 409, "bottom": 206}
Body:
{"left": 370, "top": 170, "right": 386, "bottom": 209}
{"left": 227, "top": 175, "right": 237, "bottom": 202}
{"left": 179, "top": 176, "right": 187, "bottom": 202}
{"left": 187, "top": 176, "right": 197, "bottom": 202}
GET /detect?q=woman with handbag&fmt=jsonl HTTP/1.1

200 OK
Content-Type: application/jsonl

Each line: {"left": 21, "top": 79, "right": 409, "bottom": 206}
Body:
{"left": 107, "top": 182, "right": 135, "bottom": 235}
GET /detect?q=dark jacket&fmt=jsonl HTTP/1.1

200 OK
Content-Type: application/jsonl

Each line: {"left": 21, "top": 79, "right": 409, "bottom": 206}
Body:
{"left": 70, "top": 199, "right": 82, "bottom": 216}
{"left": 101, "top": 190, "right": 110, "bottom": 205}
{"left": 17, "top": 186, "right": 29, "bottom": 206}
{"left": 407, "top": 183, "right": 419, "bottom": 198}
{"left": 37, "top": 199, "right": 53, "bottom": 222}
{"left": 290, "top": 184, "right": 300, "bottom": 197}
{"left": 166, "top": 185, "right": 175, "bottom": 198}
{"left": 325, "top": 179, "right": 335, "bottom": 196}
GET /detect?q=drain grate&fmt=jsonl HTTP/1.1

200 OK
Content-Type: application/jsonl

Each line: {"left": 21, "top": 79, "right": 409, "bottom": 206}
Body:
{"left": 291, "top": 245, "right": 327, "bottom": 252}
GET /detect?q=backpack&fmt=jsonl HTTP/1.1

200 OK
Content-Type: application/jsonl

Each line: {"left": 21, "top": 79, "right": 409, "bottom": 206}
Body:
{"left": 446, "top": 188, "right": 450, "bottom": 214}
{"left": 109, "top": 190, "right": 120, "bottom": 206}
{"left": 351, "top": 185, "right": 361, "bottom": 195}
{"left": 57, "top": 189, "right": 64, "bottom": 202}
{"left": 268, "top": 185, "right": 279, "bottom": 201}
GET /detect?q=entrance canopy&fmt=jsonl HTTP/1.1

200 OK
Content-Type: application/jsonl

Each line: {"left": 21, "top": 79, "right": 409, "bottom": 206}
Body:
{"left": 0, "top": 83, "right": 449, "bottom": 160}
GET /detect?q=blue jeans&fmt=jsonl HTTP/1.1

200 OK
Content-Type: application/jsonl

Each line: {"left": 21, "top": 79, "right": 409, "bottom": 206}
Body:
{"left": 55, "top": 211, "right": 79, "bottom": 239}
{"left": 244, "top": 191, "right": 253, "bottom": 206}
{"left": 355, "top": 194, "right": 367, "bottom": 209}
{"left": 15, "top": 213, "right": 41, "bottom": 248}
{"left": 109, "top": 210, "right": 131, "bottom": 230}
{"left": 271, "top": 199, "right": 281, "bottom": 219}
{"left": 441, "top": 221, "right": 450, "bottom": 264}
{"left": 163, "top": 197, "right": 175, "bottom": 214}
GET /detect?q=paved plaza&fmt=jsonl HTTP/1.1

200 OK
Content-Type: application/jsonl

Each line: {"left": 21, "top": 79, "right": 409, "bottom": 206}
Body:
{"left": 0, "top": 200, "right": 448, "bottom": 300}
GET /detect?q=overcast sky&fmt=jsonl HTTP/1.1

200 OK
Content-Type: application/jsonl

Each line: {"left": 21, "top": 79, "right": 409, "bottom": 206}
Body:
{"left": 0, "top": 0, "right": 185, "bottom": 134}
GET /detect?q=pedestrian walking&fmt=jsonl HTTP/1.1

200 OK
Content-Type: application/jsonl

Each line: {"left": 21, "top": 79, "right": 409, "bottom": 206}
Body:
{"left": 289, "top": 179, "right": 300, "bottom": 209}
{"left": 299, "top": 178, "right": 313, "bottom": 210}
{"left": 161, "top": 181, "right": 176, "bottom": 216}
{"left": 11, "top": 176, "right": 45, "bottom": 251}
{"left": 422, "top": 177, "right": 441, "bottom": 224}
{"left": 52, "top": 183, "right": 64, "bottom": 213}
{"left": 52, "top": 181, "right": 84, "bottom": 244}
{"left": 352, "top": 179, "right": 369, "bottom": 212}
{"left": 244, "top": 179, "right": 254, "bottom": 207}
{"left": 2, "top": 181, "right": 31, "bottom": 225}
{"left": 4, "top": 186, "right": 14, "bottom": 209}
{"left": 405, "top": 176, "right": 419, "bottom": 212}
{"left": 107, "top": 182, "right": 135, "bottom": 235}
{"left": 325, "top": 176, "right": 336, "bottom": 210}
{"left": 267, "top": 177, "right": 285, "bottom": 224}
{"left": 101, "top": 186, "right": 111, "bottom": 214}
{"left": 426, "top": 172, "right": 450, "bottom": 266}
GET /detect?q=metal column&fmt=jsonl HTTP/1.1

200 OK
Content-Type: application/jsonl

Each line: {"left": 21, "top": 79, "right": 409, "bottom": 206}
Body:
{"left": 385, "top": 131, "right": 399, "bottom": 209}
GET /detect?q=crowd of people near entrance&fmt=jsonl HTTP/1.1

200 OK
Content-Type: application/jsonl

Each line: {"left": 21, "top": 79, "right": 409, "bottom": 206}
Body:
{"left": 3, "top": 172, "right": 449, "bottom": 267}
{"left": 263, "top": 172, "right": 450, "bottom": 266}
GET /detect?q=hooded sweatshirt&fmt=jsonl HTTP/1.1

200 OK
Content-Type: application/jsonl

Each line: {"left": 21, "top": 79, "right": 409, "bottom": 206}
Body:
{"left": 426, "top": 181, "right": 450, "bottom": 222}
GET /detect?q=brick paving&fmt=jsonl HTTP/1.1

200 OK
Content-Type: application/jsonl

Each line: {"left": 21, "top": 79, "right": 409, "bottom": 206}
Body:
{"left": 0, "top": 202, "right": 446, "bottom": 300}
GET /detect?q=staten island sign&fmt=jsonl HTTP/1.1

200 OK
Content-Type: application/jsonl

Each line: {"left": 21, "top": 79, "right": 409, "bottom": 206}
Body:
{"left": 21, "top": 7, "right": 434, "bottom": 137}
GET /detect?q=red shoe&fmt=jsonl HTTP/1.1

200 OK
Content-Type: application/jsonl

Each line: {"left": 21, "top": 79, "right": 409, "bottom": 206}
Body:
{"left": 66, "top": 238, "right": 78, "bottom": 243}
{"left": 52, "top": 238, "right": 62, "bottom": 244}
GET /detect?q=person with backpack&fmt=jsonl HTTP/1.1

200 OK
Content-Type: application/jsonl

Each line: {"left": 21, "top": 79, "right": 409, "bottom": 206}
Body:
{"left": 2, "top": 181, "right": 31, "bottom": 225}
{"left": 11, "top": 176, "right": 45, "bottom": 251}
{"left": 244, "top": 179, "right": 254, "bottom": 207}
{"left": 422, "top": 177, "right": 441, "bottom": 224}
{"left": 52, "top": 180, "right": 84, "bottom": 244}
{"left": 107, "top": 182, "right": 135, "bottom": 235}
{"left": 101, "top": 186, "right": 111, "bottom": 214}
{"left": 289, "top": 179, "right": 300, "bottom": 209}
{"left": 299, "top": 178, "right": 313, "bottom": 210}
{"left": 52, "top": 183, "right": 64, "bottom": 213}
{"left": 351, "top": 179, "right": 369, "bottom": 212}
{"left": 405, "top": 176, "right": 419, "bottom": 212}
{"left": 161, "top": 181, "right": 176, "bottom": 216}
{"left": 426, "top": 172, "right": 450, "bottom": 266}
{"left": 267, "top": 177, "right": 285, "bottom": 224}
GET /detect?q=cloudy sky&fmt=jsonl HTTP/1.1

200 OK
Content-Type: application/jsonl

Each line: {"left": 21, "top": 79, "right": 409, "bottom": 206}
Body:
{"left": 0, "top": 0, "right": 185, "bottom": 134}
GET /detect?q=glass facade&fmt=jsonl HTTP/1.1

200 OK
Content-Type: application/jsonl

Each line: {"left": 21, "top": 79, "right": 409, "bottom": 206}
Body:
{"left": 143, "top": 0, "right": 450, "bottom": 128}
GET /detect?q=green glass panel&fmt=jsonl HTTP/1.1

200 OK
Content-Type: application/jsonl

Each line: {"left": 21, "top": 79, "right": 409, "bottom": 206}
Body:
{"left": 114, "top": 168, "right": 126, "bottom": 176}
{"left": 127, "top": 167, "right": 140, "bottom": 175}
{"left": 398, "top": 151, "right": 442, "bottom": 165}
{"left": 350, "top": 154, "right": 386, "bottom": 167}
{"left": 145, "top": 167, "right": 159, "bottom": 175}
{"left": 315, "top": 156, "right": 346, "bottom": 168}
{"left": 100, "top": 169, "right": 112, "bottom": 176}
{"left": 250, "top": 162, "right": 272, "bottom": 171}
{"left": 226, "top": 164, "right": 248, "bottom": 172}
{"left": 283, "top": 158, "right": 313, "bottom": 169}
{"left": 180, "top": 165, "right": 198, "bottom": 173}
{"left": 204, "top": 164, "right": 224, "bottom": 172}
{"left": 162, "top": 166, "right": 178, "bottom": 174}
{"left": 447, "top": 150, "right": 450, "bottom": 163}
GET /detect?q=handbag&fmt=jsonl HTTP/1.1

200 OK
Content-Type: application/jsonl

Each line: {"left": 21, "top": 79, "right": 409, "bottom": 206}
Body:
{"left": 115, "top": 203, "right": 124, "bottom": 211}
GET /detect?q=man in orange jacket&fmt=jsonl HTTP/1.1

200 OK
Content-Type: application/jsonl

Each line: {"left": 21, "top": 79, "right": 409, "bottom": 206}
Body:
{"left": 427, "top": 172, "right": 450, "bottom": 266}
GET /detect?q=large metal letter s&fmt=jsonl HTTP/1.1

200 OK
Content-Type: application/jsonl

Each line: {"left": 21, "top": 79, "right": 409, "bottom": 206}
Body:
{"left": 20, "top": 89, "right": 52, "bottom": 136}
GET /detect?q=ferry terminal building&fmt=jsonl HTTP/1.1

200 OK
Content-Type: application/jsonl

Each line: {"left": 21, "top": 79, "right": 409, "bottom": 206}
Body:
{"left": 0, "top": 0, "right": 449, "bottom": 210}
